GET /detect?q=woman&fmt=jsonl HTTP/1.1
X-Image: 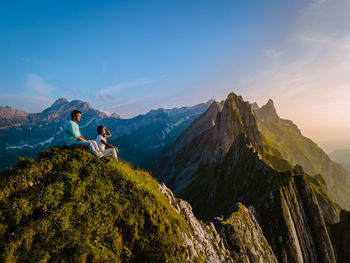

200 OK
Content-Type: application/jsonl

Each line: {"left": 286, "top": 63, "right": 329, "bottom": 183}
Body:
{"left": 95, "top": 125, "right": 119, "bottom": 162}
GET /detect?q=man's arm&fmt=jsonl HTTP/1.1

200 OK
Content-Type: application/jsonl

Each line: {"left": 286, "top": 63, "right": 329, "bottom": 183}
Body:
{"left": 77, "top": 136, "right": 88, "bottom": 142}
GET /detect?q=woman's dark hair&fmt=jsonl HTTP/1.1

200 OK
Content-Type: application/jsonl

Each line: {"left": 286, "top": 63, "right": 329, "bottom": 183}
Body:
{"left": 71, "top": 110, "right": 81, "bottom": 118}
{"left": 96, "top": 125, "right": 105, "bottom": 137}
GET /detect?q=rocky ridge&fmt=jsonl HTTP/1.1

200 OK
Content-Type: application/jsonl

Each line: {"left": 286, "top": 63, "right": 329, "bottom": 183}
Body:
{"left": 159, "top": 183, "right": 278, "bottom": 263}
{"left": 154, "top": 91, "right": 347, "bottom": 262}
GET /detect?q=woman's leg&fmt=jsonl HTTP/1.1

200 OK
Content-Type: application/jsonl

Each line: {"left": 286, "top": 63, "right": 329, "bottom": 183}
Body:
{"left": 101, "top": 148, "right": 118, "bottom": 162}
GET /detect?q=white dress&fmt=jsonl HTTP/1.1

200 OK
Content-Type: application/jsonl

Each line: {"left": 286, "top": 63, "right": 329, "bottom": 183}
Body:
{"left": 96, "top": 135, "right": 118, "bottom": 158}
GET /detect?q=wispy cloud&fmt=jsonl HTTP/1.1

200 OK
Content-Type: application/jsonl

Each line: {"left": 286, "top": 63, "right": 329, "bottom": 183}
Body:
{"left": 260, "top": 49, "right": 282, "bottom": 59}
{"left": 103, "top": 93, "right": 159, "bottom": 112}
{"left": 105, "top": 98, "right": 142, "bottom": 109}
{"left": 98, "top": 77, "right": 153, "bottom": 101}
{"left": 60, "top": 86, "right": 78, "bottom": 97}
{"left": 25, "top": 74, "right": 55, "bottom": 95}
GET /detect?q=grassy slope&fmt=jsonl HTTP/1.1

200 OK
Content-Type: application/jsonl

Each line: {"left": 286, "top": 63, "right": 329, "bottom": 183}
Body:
{"left": 0, "top": 147, "right": 191, "bottom": 263}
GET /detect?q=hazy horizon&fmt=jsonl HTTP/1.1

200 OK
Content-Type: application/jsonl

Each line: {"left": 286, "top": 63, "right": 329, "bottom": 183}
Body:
{"left": 1, "top": 0, "right": 349, "bottom": 153}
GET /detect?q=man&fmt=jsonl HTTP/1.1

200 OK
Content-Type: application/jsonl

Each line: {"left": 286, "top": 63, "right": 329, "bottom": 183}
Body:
{"left": 63, "top": 110, "right": 107, "bottom": 161}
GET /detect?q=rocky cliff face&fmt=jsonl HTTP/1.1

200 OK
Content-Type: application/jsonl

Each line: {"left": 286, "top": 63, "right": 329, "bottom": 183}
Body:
{"left": 214, "top": 203, "right": 278, "bottom": 263}
{"left": 159, "top": 183, "right": 278, "bottom": 263}
{"left": 265, "top": 174, "right": 337, "bottom": 263}
{"left": 159, "top": 183, "right": 233, "bottom": 262}
{"left": 330, "top": 210, "right": 350, "bottom": 262}
{"left": 154, "top": 91, "right": 345, "bottom": 262}
{"left": 154, "top": 93, "right": 263, "bottom": 196}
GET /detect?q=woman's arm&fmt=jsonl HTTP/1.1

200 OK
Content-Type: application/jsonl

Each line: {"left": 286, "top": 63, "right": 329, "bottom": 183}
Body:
{"left": 104, "top": 127, "right": 112, "bottom": 139}
{"left": 100, "top": 139, "right": 119, "bottom": 152}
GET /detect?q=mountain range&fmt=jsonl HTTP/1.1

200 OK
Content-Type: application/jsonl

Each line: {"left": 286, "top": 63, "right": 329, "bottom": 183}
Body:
{"left": 0, "top": 98, "right": 212, "bottom": 171}
{"left": 153, "top": 92, "right": 350, "bottom": 262}
{"left": 1, "top": 92, "right": 350, "bottom": 262}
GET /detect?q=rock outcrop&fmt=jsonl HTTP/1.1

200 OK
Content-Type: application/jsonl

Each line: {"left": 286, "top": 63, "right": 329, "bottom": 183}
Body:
{"left": 330, "top": 210, "right": 350, "bottom": 262}
{"left": 159, "top": 183, "right": 278, "bottom": 263}
{"left": 159, "top": 183, "right": 233, "bottom": 262}
{"left": 214, "top": 203, "right": 278, "bottom": 263}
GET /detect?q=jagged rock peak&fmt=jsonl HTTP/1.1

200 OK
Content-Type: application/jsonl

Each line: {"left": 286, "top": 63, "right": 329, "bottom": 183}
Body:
{"left": 205, "top": 98, "right": 216, "bottom": 105}
{"left": 254, "top": 98, "right": 280, "bottom": 123}
{"left": 250, "top": 102, "right": 260, "bottom": 111}
{"left": 41, "top": 98, "right": 69, "bottom": 115}
{"left": 110, "top": 112, "right": 121, "bottom": 119}
{"left": 262, "top": 99, "right": 277, "bottom": 113}
{"left": 52, "top": 98, "right": 69, "bottom": 106}
{"left": 210, "top": 92, "right": 263, "bottom": 160}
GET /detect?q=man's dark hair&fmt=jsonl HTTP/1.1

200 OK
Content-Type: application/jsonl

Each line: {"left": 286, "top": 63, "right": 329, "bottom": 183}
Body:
{"left": 71, "top": 110, "right": 82, "bottom": 119}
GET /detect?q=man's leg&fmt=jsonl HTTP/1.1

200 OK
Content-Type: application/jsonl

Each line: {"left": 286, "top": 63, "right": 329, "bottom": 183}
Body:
{"left": 71, "top": 141, "right": 101, "bottom": 157}
{"left": 88, "top": 140, "right": 101, "bottom": 153}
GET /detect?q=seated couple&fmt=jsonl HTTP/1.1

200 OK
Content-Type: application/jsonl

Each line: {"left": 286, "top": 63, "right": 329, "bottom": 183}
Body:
{"left": 63, "top": 110, "right": 119, "bottom": 162}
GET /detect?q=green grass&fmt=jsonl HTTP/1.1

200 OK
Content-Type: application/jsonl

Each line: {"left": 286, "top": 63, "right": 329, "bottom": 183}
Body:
{"left": 261, "top": 150, "right": 293, "bottom": 172}
{"left": 0, "top": 147, "right": 190, "bottom": 263}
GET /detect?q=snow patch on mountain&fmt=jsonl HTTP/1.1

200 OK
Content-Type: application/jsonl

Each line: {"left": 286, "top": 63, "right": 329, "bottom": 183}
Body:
{"left": 80, "top": 118, "right": 96, "bottom": 129}
{"left": 6, "top": 137, "right": 55, "bottom": 150}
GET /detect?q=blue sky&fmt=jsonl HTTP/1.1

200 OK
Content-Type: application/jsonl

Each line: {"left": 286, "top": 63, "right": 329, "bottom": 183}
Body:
{"left": 1, "top": 0, "right": 350, "bottom": 151}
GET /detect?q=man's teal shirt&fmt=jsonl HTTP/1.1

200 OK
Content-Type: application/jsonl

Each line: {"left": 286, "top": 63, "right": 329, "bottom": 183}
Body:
{"left": 63, "top": 120, "right": 81, "bottom": 146}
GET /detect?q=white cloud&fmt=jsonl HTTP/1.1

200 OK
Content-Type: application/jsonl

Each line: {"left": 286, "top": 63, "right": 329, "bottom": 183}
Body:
{"left": 104, "top": 98, "right": 142, "bottom": 110}
{"left": 260, "top": 49, "right": 282, "bottom": 59}
{"left": 25, "top": 74, "right": 55, "bottom": 95}
{"left": 102, "top": 93, "right": 160, "bottom": 117}
{"left": 98, "top": 78, "right": 153, "bottom": 101}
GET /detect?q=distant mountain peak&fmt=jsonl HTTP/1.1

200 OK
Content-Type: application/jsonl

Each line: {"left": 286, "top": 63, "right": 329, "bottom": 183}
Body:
{"left": 0, "top": 105, "right": 28, "bottom": 118}
{"left": 110, "top": 113, "right": 121, "bottom": 119}
{"left": 0, "top": 105, "right": 29, "bottom": 128}
{"left": 254, "top": 99, "right": 280, "bottom": 123}
{"left": 226, "top": 91, "right": 243, "bottom": 102}
{"left": 266, "top": 98, "right": 275, "bottom": 108}
{"left": 205, "top": 99, "right": 216, "bottom": 105}
{"left": 250, "top": 102, "right": 260, "bottom": 111}
{"left": 52, "top": 98, "right": 69, "bottom": 105}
